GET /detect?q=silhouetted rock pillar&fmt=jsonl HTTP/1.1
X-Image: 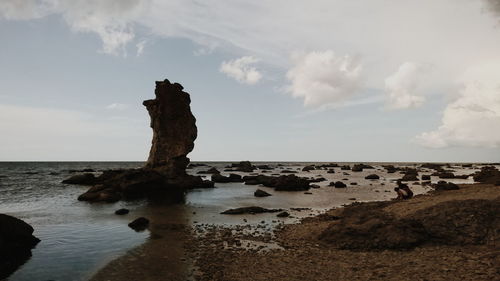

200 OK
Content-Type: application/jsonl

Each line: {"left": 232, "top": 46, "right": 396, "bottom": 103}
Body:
{"left": 143, "top": 79, "right": 197, "bottom": 176}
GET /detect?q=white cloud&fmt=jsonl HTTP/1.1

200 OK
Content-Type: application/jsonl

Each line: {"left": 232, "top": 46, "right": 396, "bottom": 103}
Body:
{"left": 135, "top": 39, "right": 146, "bottom": 56}
{"left": 106, "top": 103, "right": 129, "bottom": 110}
{"left": 415, "top": 60, "right": 500, "bottom": 148}
{"left": 384, "top": 62, "right": 427, "bottom": 110}
{"left": 0, "top": 0, "right": 149, "bottom": 56}
{"left": 219, "top": 56, "right": 262, "bottom": 85}
{"left": 285, "top": 50, "right": 362, "bottom": 108}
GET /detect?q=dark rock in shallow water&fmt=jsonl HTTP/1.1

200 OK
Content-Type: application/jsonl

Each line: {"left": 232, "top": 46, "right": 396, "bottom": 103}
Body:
{"left": 197, "top": 167, "right": 220, "bottom": 174}
{"left": 302, "top": 165, "right": 315, "bottom": 171}
{"left": 421, "top": 175, "right": 431, "bottom": 180}
{"left": 327, "top": 169, "right": 335, "bottom": 174}
{"left": 340, "top": 165, "right": 350, "bottom": 170}
{"left": 277, "top": 211, "right": 290, "bottom": 218}
{"left": 256, "top": 165, "right": 272, "bottom": 170}
{"left": 472, "top": 166, "right": 500, "bottom": 184}
{"left": 383, "top": 165, "right": 398, "bottom": 173}
{"left": 434, "top": 171, "right": 455, "bottom": 179}
{"left": 0, "top": 214, "right": 40, "bottom": 280}
{"left": 230, "top": 161, "right": 255, "bottom": 172}
{"left": 330, "top": 181, "right": 347, "bottom": 188}
{"left": 243, "top": 174, "right": 310, "bottom": 191}
{"left": 433, "top": 181, "right": 459, "bottom": 191}
{"left": 280, "top": 170, "right": 297, "bottom": 174}
{"left": 365, "top": 174, "right": 380, "bottom": 180}
{"left": 62, "top": 173, "right": 97, "bottom": 185}
{"left": 401, "top": 168, "right": 419, "bottom": 181}
{"left": 128, "top": 217, "right": 149, "bottom": 231}
{"left": 211, "top": 173, "right": 243, "bottom": 183}
{"left": 221, "top": 206, "right": 282, "bottom": 215}
{"left": 115, "top": 208, "right": 130, "bottom": 215}
{"left": 254, "top": 189, "right": 272, "bottom": 197}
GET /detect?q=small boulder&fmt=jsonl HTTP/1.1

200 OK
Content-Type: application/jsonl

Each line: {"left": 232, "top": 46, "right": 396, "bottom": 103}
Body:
{"left": 115, "top": 208, "right": 130, "bottom": 215}
{"left": 277, "top": 211, "right": 290, "bottom": 218}
{"left": 128, "top": 217, "right": 149, "bottom": 231}
{"left": 330, "top": 181, "right": 347, "bottom": 188}
{"left": 302, "top": 165, "right": 315, "bottom": 172}
{"left": 62, "top": 173, "right": 96, "bottom": 185}
{"left": 365, "top": 174, "right": 380, "bottom": 180}
{"left": 254, "top": 189, "right": 272, "bottom": 197}
{"left": 433, "top": 181, "right": 459, "bottom": 191}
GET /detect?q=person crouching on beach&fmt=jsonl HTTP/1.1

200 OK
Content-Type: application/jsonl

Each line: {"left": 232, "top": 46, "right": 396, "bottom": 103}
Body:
{"left": 394, "top": 180, "right": 413, "bottom": 200}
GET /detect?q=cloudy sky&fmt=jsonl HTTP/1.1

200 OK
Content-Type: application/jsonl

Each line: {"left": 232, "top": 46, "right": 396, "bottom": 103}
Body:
{"left": 1, "top": 0, "right": 499, "bottom": 162}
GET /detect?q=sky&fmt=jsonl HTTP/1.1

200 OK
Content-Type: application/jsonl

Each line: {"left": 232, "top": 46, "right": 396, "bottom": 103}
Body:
{"left": 0, "top": 0, "right": 499, "bottom": 162}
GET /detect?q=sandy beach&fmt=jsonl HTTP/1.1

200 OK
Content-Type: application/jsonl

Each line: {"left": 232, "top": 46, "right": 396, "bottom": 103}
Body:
{"left": 91, "top": 183, "right": 499, "bottom": 281}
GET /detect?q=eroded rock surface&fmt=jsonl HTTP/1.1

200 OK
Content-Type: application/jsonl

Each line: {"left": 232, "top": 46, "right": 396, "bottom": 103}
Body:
{"left": 70, "top": 79, "right": 212, "bottom": 203}
{"left": 0, "top": 214, "right": 40, "bottom": 280}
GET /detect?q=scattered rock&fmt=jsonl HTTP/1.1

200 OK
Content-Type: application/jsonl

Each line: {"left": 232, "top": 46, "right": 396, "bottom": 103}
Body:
{"left": 401, "top": 168, "right": 419, "bottom": 181}
{"left": 365, "top": 174, "right": 380, "bottom": 180}
{"left": 421, "top": 175, "right": 431, "bottom": 180}
{"left": 326, "top": 169, "right": 335, "bottom": 174}
{"left": 329, "top": 181, "right": 347, "bottom": 188}
{"left": 302, "top": 165, "right": 315, "bottom": 172}
{"left": 114, "top": 208, "right": 130, "bottom": 215}
{"left": 221, "top": 207, "right": 282, "bottom": 215}
{"left": 276, "top": 211, "right": 290, "bottom": 218}
{"left": 128, "top": 217, "right": 149, "bottom": 231}
{"left": 254, "top": 189, "right": 272, "bottom": 197}
{"left": 62, "top": 173, "right": 97, "bottom": 185}
{"left": 197, "top": 167, "right": 220, "bottom": 174}
{"left": 340, "top": 165, "right": 351, "bottom": 170}
{"left": 230, "top": 161, "right": 255, "bottom": 172}
{"left": 211, "top": 173, "right": 243, "bottom": 183}
{"left": 433, "top": 181, "right": 459, "bottom": 191}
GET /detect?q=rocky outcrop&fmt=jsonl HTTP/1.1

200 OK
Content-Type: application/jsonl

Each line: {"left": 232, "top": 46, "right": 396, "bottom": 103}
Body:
{"left": 230, "top": 161, "right": 255, "bottom": 172}
{"left": 61, "top": 173, "right": 97, "bottom": 185}
{"left": 473, "top": 166, "right": 500, "bottom": 185}
{"left": 143, "top": 80, "right": 197, "bottom": 176}
{"left": 0, "top": 214, "right": 40, "bottom": 280}
{"left": 72, "top": 80, "right": 213, "bottom": 203}
{"left": 243, "top": 174, "right": 310, "bottom": 191}
{"left": 211, "top": 173, "right": 243, "bottom": 183}
{"left": 401, "top": 168, "right": 419, "bottom": 181}
{"left": 433, "top": 181, "right": 459, "bottom": 191}
{"left": 319, "top": 198, "right": 500, "bottom": 250}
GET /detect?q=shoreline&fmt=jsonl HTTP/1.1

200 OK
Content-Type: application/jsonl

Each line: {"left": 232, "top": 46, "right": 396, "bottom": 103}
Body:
{"left": 90, "top": 182, "right": 499, "bottom": 281}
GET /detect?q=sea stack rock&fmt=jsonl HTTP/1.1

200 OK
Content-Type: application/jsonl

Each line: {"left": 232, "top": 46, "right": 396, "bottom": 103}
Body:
{"left": 143, "top": 80, "right": 197, "bottom": 177}
{"left": 72, "top": 79, "right": 214, "bottom": 204}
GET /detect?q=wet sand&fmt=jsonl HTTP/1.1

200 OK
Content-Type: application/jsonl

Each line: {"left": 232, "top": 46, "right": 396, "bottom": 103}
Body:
{"left": 91, "top": 183, "right": 499, "bottom": 281}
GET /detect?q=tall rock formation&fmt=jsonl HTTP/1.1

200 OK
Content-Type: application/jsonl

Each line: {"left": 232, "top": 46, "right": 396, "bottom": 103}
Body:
{"left": 70, "top": 79, "right": 213, "bottom": 203}
{"left": 143, "top": 79, "right": 197, "bottom": 176}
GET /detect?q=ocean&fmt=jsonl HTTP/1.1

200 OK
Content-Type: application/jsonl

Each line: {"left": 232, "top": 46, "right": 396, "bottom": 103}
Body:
{"left": 0, "top": 161, "right": 480, "bottom": 281}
